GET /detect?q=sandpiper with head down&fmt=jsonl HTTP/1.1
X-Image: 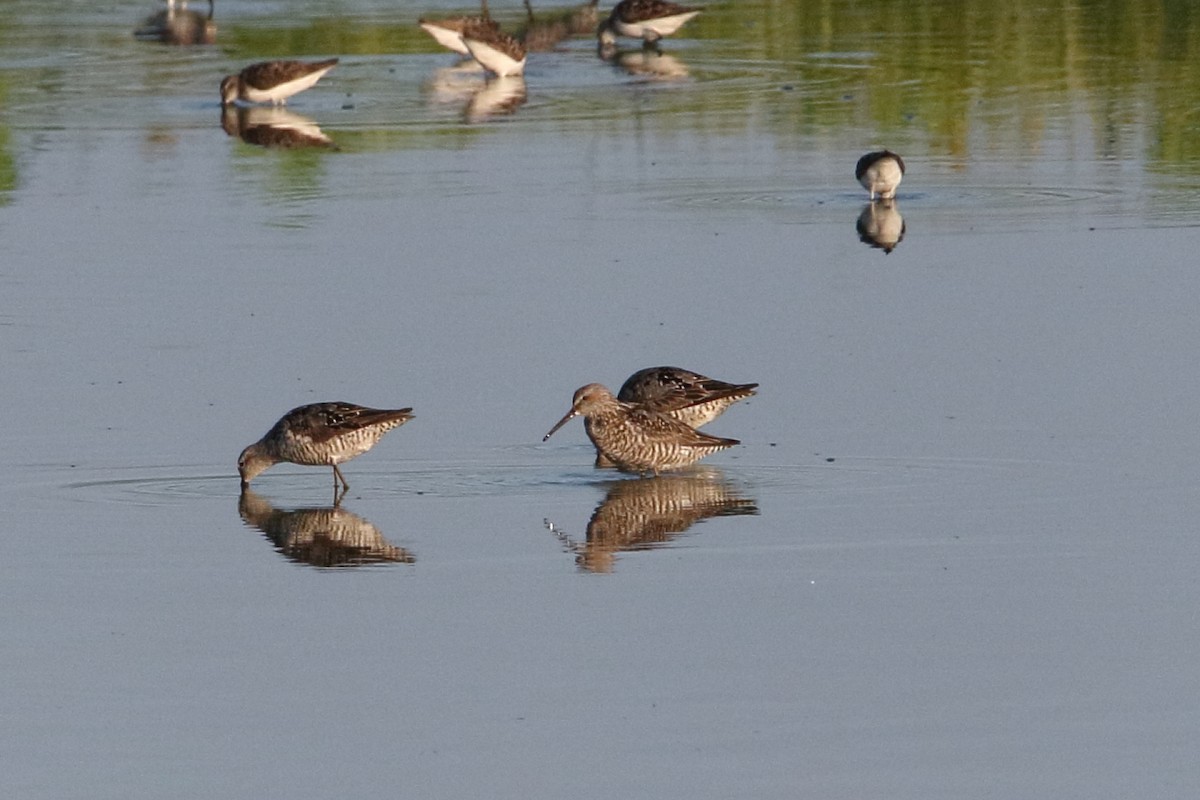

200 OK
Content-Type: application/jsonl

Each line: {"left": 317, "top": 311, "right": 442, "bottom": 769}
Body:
{"left": 597, "top": 0, "right": 702, "bottom": 48}
{"left": 238, "top": 402, "right": 414, "bottom": 490}
{"left": 419, "top": 15, "right": 502, "bottom": 57}
{"left": 461, "top": 26, "right": 527, "bottom": 77}
{"left": 543, "top": 383, "right": 738, "bottom": 475}
{"left": 856, "top": 150, "right": 905, "bottom": 201}
{"left": 220, "top": 58, "right": 339, "bottom": 106}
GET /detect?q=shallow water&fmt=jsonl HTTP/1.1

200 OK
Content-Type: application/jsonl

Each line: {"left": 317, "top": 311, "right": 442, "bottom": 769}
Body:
{"left": 3, "top": 0, "right": 1200, "bottom": 797}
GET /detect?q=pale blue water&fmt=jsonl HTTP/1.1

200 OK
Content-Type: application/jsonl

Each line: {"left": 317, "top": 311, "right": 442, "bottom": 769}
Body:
{"left": 3, "top": 1, "right": 1200, "bottom": 798}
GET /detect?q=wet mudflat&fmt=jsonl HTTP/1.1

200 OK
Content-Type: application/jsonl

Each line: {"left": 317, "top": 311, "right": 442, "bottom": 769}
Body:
{"left": 2, "top": 0, "right": 1200, "bottom": 797}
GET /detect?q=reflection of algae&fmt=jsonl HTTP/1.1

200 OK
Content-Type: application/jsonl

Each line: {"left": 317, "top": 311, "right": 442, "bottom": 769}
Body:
{"left": 229, "top": 146, "right": 331, "bottom": 229}
{"left": 0, "top": 126, "right": 15, "bottom": 205}
{"left": 318, "top": 126, "right": 485, "bottom": 154}
{"left": 0, "top": 81, "right": 15, "bottom": 203}
{"left": 1, "top": 1, "right": 1196, "bottom": 175}
{"left": 220, "top": 18, "right": 436, "bottom": 59}
{"left": 152, "top": 1, "right": 1200, "bottom": 172}
{"left": 668, "top": 0, "right": 1200, "bottom": 173}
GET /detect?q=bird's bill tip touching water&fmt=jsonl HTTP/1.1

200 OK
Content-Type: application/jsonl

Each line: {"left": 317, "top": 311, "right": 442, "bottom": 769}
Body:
{"left": 219, "top": 75, "right": 238, "bottom": 105}
{"left": 543, "top": 409, "right": 578, "bottom": 441}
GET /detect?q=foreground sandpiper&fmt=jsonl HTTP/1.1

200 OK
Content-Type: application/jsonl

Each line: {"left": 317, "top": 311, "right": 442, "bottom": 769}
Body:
{"left": 238, "top": 402, "right": 414, "bottom": 490}
{"left": 597, "top": 0, "right": 702, "bottom": 47}
{"left": 589, "top": 366, "right": 757, "bottom": 467}
{"left": 462, "top": 26, "right": 527, "bottom": 77}
{"left": 220, "top": 58, "right": 339, "bottom": 106}
{"left": 419, "top": 15, "right": 502, "bottom": 57}
{"left": 543, "top": 383, "right": 738, "bottom": 474}
{"left": 855, "top": 150, "right": 905, "bottom": 201}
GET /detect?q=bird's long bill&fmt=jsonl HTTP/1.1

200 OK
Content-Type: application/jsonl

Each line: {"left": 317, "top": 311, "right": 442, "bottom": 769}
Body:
{"left": 542, "top": 409, "right": 578, "bottom": 441}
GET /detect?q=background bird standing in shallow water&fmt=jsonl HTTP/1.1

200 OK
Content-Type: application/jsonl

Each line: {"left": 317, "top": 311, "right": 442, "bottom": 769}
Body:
{"left": 856, "top": 150, "right": 905, "bottom": 201}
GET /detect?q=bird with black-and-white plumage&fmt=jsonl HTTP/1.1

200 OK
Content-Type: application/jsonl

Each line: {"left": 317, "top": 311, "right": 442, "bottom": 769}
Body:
{"left": 856, "top": 150, "right": 905, "bottom": 201}
{"left": 220, "top": 58, "right": 338, "bottom": 106}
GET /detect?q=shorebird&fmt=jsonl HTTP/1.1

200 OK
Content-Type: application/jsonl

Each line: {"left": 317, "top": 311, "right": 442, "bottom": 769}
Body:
{"left": 238, "top": 402, "right": 414, "bottom": 490}
{"left": 597, "top": 0, "right": 702, "bottom": 48}
{"left": 462, "top": 26, "right": 527, "bottom": 77}
{"left": 516, "top": 0, "right": 600, "bottom": 52}
{"left": 220, "top": 58, "right": 339, "bottom": 106}
{"left": 588, "top": 367, "right": 757, "bottom": 467}
{"left": 856, "top": 150, "right": 905, "bottom": 201}
{"left": 419, "top": 15, "right": 501, "bottom": 57}
{"left": 134, "top": 0, "right": 216, "bottom": 46}
{"left": 618, "top": 366, "right": 757, "bottom": 428}
{"left": 543, "top": 384, "right": 738, "bottom": 475}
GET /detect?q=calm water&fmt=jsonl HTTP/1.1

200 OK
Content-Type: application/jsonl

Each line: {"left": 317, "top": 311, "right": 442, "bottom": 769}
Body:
{"left": 3, "top": 0, "right": 1200, "bottom": 797}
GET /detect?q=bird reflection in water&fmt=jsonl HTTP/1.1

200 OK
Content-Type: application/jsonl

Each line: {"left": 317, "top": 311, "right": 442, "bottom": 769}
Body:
{"left": 423, "top": 0, "right": 599, "bottom": 116}
{"left": 423, "top": 67, "right": 527, "bottom": 121}
{"left": 134, "top": 0, "right": 216, "bottom": 46}
{"left": 598, "top": 45, "right": 689, "bottom": 80}
{"left": 221, "top": 106, "right": 336, "bottom": 149}
{"left": 464, "top": 76, "right": 527, "bottom": 123}
{"left": 546, "top": 469, "right": 758, "bottom": 573}
{"left": 856, "top": 200, "right": 906, "bottom": 254}
{"left": 238, "top": 489, "right": 414, "bottom": 568}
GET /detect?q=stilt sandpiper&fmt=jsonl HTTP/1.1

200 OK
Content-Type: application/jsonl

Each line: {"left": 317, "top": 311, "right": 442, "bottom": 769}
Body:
{"left": 597, "top": 0, "right": 702, "bottom": 48}
{"left": 543, "top": 383, "right": 738, "bottom": 474}
{"left": 220, "top": 58, "right": 339, "bottom": 106}
{"left": 238, "top": 402, "right": 413, "bottom": 490}
{"left": 419, "top": 15, "right": 501, "bottom": 57}
{"left": 587, "top": 366, "right": 757, "bottom": 467}
{"left": 855, "top": 150, "right": 905, "bottom": 201}
{"left": 462, "top": 26, "right": 527, "bottom": 77}
{"left": 516, "top": 0, "right": 600, "bottom": 52}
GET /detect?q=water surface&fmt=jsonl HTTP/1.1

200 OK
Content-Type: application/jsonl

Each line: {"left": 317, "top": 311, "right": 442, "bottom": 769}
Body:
{"left": 2, "top": 1, "right": 1200, "bottom": 797}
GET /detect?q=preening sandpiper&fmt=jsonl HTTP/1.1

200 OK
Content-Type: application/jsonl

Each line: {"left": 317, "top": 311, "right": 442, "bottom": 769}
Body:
{"left": 617, "top": 366, "right": 757, "bottom": 428}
